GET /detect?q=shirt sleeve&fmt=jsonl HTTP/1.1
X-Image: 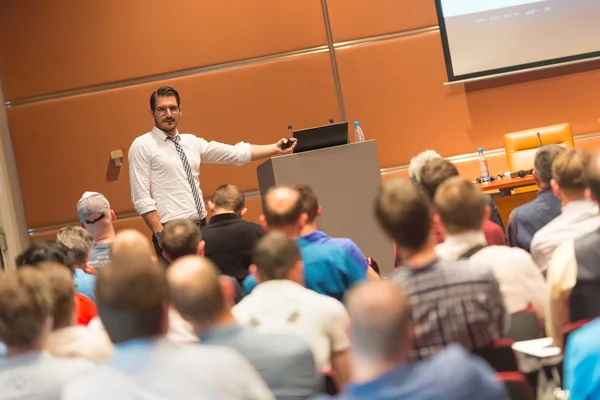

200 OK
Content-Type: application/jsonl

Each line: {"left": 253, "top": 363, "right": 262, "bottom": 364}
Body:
{"left": 197, "top": 138, "right": 251, "bottom": 166}
{"left": 326, "top": 299, "right": 351, "bottom": 353}
{"left": 516, "top": 251, "right": 549, "bottom": 322}
{"left": 546, "top": 240, "right": 578, "bottom": 347}
{"left": 343, "top": 242, "right": 369, "bottom": 272}
{"left": 507, "top": 210, "right": 518, "bottom": 248}
{"left": 128, "top": 139, "right": 157, "bottom": 215}
{"left": 565, "top": 327, "right": 600, "bottom": 400}
{"left": 341, "top": 252, "right": 367, "bottom": 287}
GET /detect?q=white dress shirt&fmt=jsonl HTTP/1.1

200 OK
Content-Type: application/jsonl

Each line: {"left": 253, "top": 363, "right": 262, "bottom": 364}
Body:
{"left": 45, "top": 325, "right": 113, "bottom": 364}
{"left": 436, "top": 231, "right": 548, "bottom": 319}
{"left": 128, "top": 126, "right": 251, "bottom": 222}
{"left": 530, "top": 199, "right": 600, "bottom": 271}
{"left": 233, "top": 280, "right": 351, "bottom": 371}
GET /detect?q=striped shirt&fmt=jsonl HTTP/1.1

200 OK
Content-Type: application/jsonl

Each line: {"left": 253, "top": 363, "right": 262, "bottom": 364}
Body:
{"left": 392, "top": 257, "right": 506, "bottom": 360}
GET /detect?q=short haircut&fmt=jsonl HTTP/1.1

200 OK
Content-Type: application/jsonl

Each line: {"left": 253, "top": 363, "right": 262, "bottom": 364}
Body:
{"left": 295, "top": 184, "right": 319, "bottom": 223}
{"left": 95, "top": 260, "right": 168, "bottom": 344}
{"left": 374, "top": 178, "right": 431, "bottom": 251}
{"left": 0, "top": 268, "right": 52, "bottom": 348}
{"left": 419, "top": 158, "right": 459, "bottom": 201}
{"left": 408, "top": 150, "right": 442, "bottom": 186}
{"left": 552, "top": 148, "right": 591, "bottom": 195}
{"left": 534, "top": 144, "right": 567, "bottom": 186}
{"left": 162, "top": 219, "right": 202, "bottom": 261}
{"left": 16, "top": 240, "right": 74, "bottom": 270}
{"left": 57, "top": 226, "right": 94, "bottom": 265}
{"left": 150, "top": 86, "right": 180, "bottom": 111}
{"left": 586, "top": 152, "right": 600, "bottom": 201}
{"left": 37, "top": 262, "right": 76, "bottom": 329}
{"left": 212, "top": 184, "right": 245, "bottom": 213}
{"left": 262, "top": 186, "right": 304, "bottom": 228}
{"left": 434, "top": 177, "right": 486, "bottom": 234}
{"left": 252, "top": 231, "right": 302, "bottom": 281}
{"left": 346, "top": 281, "right": 413, "bottom": 363}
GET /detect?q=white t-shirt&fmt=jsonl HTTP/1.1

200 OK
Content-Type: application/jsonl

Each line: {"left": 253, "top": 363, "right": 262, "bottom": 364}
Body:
{"left": 233, "top": 280, "right": 350, "bottom": 370}
{"left": 46, "top": 325, "right": 113, "bottom": 364}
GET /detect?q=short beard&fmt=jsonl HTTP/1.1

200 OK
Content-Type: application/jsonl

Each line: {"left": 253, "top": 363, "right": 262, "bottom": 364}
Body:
{"left": 154, "top": 118, "right": 177, "bottom": 134}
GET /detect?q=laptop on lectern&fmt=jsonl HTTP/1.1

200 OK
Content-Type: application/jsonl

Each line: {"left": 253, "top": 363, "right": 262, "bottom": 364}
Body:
{"left": 292, "top": 122, "right": 349, "bottom": 153}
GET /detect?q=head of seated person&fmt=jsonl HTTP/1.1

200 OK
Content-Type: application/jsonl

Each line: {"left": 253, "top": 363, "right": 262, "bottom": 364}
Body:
{"left": 250, "top": 231, "right": 304, "bottom": 286}
{"left": 16, "top": 240, "right": 73, "bottom": 272}
{"left": 57, "top": 227, "right": 94, "bottom": 272}
{"left": 533, "top": 144, "right": 567, "bottom": 191}
{"left": 550, "top": 148, "right": 592, "bottom": 204}
{"left": 419, "top": 158, "right": 459, "bottom": 203}
{"left": 294, "top": 184, "right": 321, "bottom": 232}
{"left": 208, "top": 184, "right": 247, "bottom": 217}
{"left": 408, "top": 150, "right": 442, "bottom": 188}
{"left": 434, "top": 177, "right": 489, "bottom": 237}
{"left": 161, "top": 219, "right": 205, "bottom": 263}
{"left": 76, "top": 191, "right": 116, "bottom": 242}
{"left": 260, "top": 186, "right": 308, "bottom": 238}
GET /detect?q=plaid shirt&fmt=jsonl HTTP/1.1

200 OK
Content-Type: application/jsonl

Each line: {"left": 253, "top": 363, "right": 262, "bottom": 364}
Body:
{"left": 392, "top": 257, "right": 506, "bottom": 360}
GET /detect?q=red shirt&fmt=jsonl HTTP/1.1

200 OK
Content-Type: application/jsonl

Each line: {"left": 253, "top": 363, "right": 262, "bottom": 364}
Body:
{"left": 75, "top": 293, "right": 97, "bottom": 326}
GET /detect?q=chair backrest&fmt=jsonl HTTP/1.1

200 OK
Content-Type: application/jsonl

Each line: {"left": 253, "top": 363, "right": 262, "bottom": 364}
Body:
{"left": 506, "top": 309, "right": 543, "bottom": 342}
{"left": 319, "top": 370, "right": 340, "bottom": 395}
{"left": 496, "top": 372, "right": 535, "bottom": 400}
{"left": 562, "top": 318, "right": 592, "bottom": 349}
{"left": 473, "top": 338, "right": 520, "bottom": 372}
{"left": 504, "top": 123, "right": 574, "bottom": 173}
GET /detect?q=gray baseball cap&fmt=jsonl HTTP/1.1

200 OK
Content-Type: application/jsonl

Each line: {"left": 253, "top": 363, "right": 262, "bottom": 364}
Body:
{"left": 77, "top": 192, "right": 110, "bottom": 224}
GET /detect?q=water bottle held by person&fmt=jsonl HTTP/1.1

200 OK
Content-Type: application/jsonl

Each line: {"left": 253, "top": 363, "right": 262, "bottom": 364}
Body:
{"left": 354, "top": 121, "right": 365, "bottom": 143}
{"left": 478, "top": 148, "right": 490, "bottom": 183}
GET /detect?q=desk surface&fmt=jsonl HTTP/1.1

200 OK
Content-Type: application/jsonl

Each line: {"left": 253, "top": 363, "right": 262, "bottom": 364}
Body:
{"left": 476, "top": 175, "right": 536, "bottom": 192}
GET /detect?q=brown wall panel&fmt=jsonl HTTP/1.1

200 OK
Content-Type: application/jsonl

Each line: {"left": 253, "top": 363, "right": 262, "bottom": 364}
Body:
{"left": 336, "top": 32, "right": 600, "bottom": 169}
{"left": 327, "top": 0, "right": 437, "bottom": 42}
{"left": 9, "top": 52, "right": 339, "bottom": 229}
{"left": 0, "top": 0, "right": 326, "bottom": 101}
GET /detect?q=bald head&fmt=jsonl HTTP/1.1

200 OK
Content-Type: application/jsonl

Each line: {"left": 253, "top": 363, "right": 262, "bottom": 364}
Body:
{"left": 110, "top": 230, "right": 154, "bottom": 266}
{"left": 346, "top": 280, "right": 413, "bottom": 363}
{"left": 262, "top": 186, "right": 305, "bottom": 228}
{"left": 167, "top": 255, "right": 227, "bottom": 328}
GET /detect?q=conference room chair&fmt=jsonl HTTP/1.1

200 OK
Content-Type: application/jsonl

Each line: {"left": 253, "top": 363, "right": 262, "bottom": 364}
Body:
{"left": 496, "top": 372, "right": 535, "bottom": 400}
{"left": 473, "top": 338, "right": 520, "bottom": 372}
{"left": 561, "top": 319, "right": 592, "bottom": 350}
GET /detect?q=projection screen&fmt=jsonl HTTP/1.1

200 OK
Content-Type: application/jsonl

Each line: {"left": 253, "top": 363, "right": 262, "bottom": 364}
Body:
{"left": 435, "top": 0, "right": 600, "bottom": 82}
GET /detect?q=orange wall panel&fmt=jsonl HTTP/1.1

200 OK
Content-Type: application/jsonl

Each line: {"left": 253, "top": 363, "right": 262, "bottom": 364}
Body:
{"left": 327, "top": 0, "right": 437, "bottom": 42}
{"left": 336, "top": 32, "right": 600, "bottom": 169}
{"left": 0, "top": 0, "right": 326, "bottom": 101}
{"left": 8, "top": 52, "right": 339, "bottom": 229}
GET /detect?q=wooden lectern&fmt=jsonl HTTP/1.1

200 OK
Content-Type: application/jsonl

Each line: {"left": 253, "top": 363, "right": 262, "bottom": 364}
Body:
{"left": 257, "top": 140, "right": 394, "bottom": 276}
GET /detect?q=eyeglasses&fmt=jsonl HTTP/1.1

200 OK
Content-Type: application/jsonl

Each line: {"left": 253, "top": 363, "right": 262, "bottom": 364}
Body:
{"left": 155, "top": 105, "right": 180, "bottom": 116}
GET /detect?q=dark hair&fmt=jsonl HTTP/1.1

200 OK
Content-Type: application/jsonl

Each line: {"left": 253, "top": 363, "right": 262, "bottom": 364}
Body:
{"left": 16, "top": 240, "right": 74, "bottom": 271}
{"left": 0, "top": 268, "right": 53, "bottom": 348}
{"left": 534, "top": 144, "right": 567, "bottom": 187}
{"left": 253, "top": 232, "right": 302, "bottom": 281}
{"left": 374, "top": 178, "right": 431, "bottom": 251}
{"left": 552, "top": 148, "right": 591, "bottom": 195}
{"left": 162, "top": 219, "right": 203, "bottom": 262}
{"left": 295, "top": 184, "right": 319, "bottom": 223}
{"left": 150, "top": 86, "right": 180, "bottom": 111}
{"left": 419, "top": 158, "right": 459, "bottom": 201}
{"left": 212, "top": 184, "right": 245, "bottom": 213}
{"left": 262, "top": 186, "right": 304, "bottom": 228}
{"left": 96, "top": 260, "right": 168, "bottom": 344}
{"left": 434, "top": 177, "right": 486, "bottom": 234}
{"left": 586, "top": 153, "right": 600, "bottom": 201}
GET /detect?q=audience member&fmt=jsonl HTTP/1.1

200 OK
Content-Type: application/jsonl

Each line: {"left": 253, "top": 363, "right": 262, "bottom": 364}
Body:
{"left": 546, "top": 151, "right": 600, "bottom": 347}
{"left": 507, "top": 144, "right": 566, "bottom": 252}
{"left": 243, "top": 186, "right": 366, "bottom": 301}
{"left": 314, "top": 280, "right": 508, "bottom": 400}
{"left": 295, "top": 184, "right": 379, "bottom": 280}
{"left": 16, "top": 240, "right": 97, "bottom": 326}
{"left": 434, "top": 177, "right": 548, "bottom": 320}
{"left": 38, "top": 262, "right": 112, "bottom": 363}
{"left": 0, "top": 268, "right": 94, "bottom": 400}
{"left": 420, "top": 158, "right": 506, "bottom": 246}
{"left": 168, "top": 254, "right": 318, "bottom": 400}
{"left": 76, "top": 191, "right": 116, "bottom": 270}
{"left": 531, "top": 148, "right": 600, "bottom": 271}
{"left": 57, "top": 226, "right": 96, "bottom": 300}
{"left": 63, "top": 236, "right": 274, "bottom": 400}
{"left": 202, "top": 184, "right": 265, "bottom": 284}
{"left": 564, "top": 317, "right": 600, "bottom": 399}
{"left": 234, "top": 232, "right": 352, "bottom": 386}
{"left": 375, "top": 178, "right": 506, "bottom": 360}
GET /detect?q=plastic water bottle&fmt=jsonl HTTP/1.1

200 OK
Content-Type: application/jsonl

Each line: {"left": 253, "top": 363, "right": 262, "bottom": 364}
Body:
{"left": 478, "top": 148, "right": 490, "bottom": 182}
{"left": 354, "top": 121, "right": 365, "bottom": 143}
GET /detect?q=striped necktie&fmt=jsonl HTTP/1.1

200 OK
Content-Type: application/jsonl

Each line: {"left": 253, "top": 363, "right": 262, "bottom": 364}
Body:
{"left": 166, "top": 135, "right": 204, "bottom": 217}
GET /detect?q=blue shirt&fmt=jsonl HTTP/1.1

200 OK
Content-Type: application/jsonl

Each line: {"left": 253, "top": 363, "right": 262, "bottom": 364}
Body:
{"left": 302, "top": 231, "right": 368, "bottom": 272}
{"left": 201, "top": 323, "right": 318, "bottom": 400}
{"left": 312, "top": 345, "right": 507, "bottom": 400}
{"left": 74, "top": 269, "right": 96, "bottom": 301}
{"left": 565, "top": 318, "right": 600, "bottom": 400}
{"left": 244, "top": 238, "right": 366, "bottom": 302}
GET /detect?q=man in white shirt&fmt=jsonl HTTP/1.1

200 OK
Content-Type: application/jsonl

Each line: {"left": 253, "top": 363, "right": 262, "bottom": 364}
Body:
{"left": 531, "top": 148, "right": 600, "bottom": 271}
{"left": 76, "top": 191, "right": 116, "bottom": 270}
{"left": 233, "top": 231, "right": 352, "bottom": 386}
{"left": 128, "top": 86, "right": 296, "bottom": 261}
{"left": 434, "top": 177, "right": 548, "bottom": 321}
{"left": 64, "top": 231, "right": 274, "bottom": 400}
{"left": 0, "top": 268, "right": 95, "bottom": 400}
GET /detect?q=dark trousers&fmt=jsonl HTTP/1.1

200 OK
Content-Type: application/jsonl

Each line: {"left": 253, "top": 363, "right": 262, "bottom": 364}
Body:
{"left": 153, "top": 218, "right": 206, "bottom": 266}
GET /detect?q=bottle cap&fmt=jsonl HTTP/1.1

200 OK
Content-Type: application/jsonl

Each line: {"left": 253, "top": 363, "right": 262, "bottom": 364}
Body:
{"left": 354, "top": 121, "right": 360, "bottom": 127}
{"left": 478, "top": 148, "right": 483, "bottom": 153}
